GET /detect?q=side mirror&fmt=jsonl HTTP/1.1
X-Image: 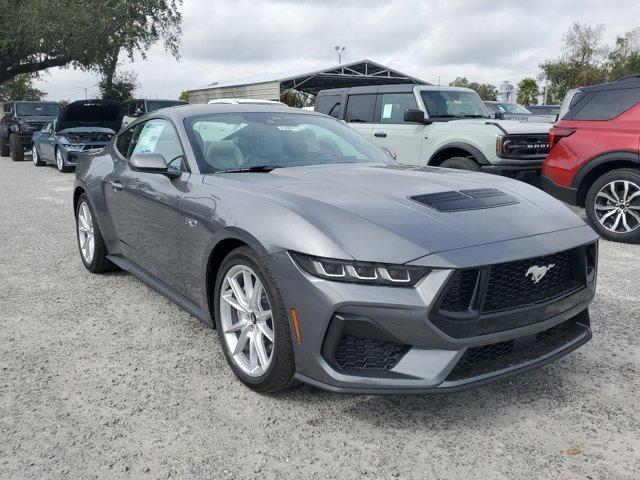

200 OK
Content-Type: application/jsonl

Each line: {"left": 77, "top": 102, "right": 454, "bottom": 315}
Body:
{"left": 494, "top": 111, "right": 504, "bottom": 120}
{"left": 130, "top": 153, "right": 181, "bottom": 178}
{"left": 404, "top": 109, "right": 431, "bottom": 124}
{"left": 381, "top": 146, "right": 397, "bottom": 160}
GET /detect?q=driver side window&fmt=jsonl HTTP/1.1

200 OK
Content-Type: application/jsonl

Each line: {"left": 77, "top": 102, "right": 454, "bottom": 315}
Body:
{"left": 131, "top": 119, "right": 185, "bottom": 171}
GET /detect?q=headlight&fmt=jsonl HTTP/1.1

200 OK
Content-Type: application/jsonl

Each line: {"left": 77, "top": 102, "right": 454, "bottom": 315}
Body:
{"left": 290, "top": 252, "right": 429, "bottom": 287}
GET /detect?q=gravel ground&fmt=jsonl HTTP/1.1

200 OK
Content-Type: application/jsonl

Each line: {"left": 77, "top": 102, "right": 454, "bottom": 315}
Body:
{"left": 1, "top": 157, "right": 639, "bottom": 480}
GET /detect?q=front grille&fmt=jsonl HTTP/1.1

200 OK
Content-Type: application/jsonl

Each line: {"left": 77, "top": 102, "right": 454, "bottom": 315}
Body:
{"left": 439, "top": 269, "right": 478, "bottom": 312}
{"left": 335, "top": 335, "right": 409, "bottom": 370}
{"left": 455, "top": 339, "right": 515, "bottom": 369}
{"left": 25, "top": 121, "right": 46, "bottom": 131}
{"left": 500, "top": 134, "right": 550, "bottom": 159}
{"left": 483, "top": 249, "right": 580, "bottom": 313}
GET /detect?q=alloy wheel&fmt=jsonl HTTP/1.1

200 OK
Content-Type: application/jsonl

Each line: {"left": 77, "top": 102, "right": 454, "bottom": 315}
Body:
{"left": 77, "top": 202, "right": 95, "bottom": 264}
{"left": 219, "top": 264, "right": 275, "bottom": 377}
{"left": 32, "top": 147, "right": 39, "bottom": 165}
{"left": 594, "top": 180, "right": 640, "bottom": 234}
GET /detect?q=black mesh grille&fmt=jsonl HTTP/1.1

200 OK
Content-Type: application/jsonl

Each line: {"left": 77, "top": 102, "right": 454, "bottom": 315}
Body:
{"left": 456, "top": 340, "right": 515, "bottom": 369}
{"left": 335, "top": 335, "right": 408, "bottom": 370}
{"left": 483, "top": 249, "right": 581, "bottom": 313}
{"left": 439, "top": 270, "right": 478, "bottom": 312}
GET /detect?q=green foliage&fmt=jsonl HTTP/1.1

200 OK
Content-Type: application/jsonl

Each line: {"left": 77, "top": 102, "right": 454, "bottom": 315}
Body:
{"left": 179, "top": 91, "right": 189, "bottom": 102}
{"left": 0, "top": 75, "right": 46, "bottom": 101}
{"left": 539, "top": 22, "right": 640, "bottom": 103}
{"left": 98, "top": 72, "right": 138, "bottom": 101}
{"left": 449, "top": 77, "right": 498, "bottom": 100}
{"left": 280, "top": 90, "right": 314, "bottom": 108}
{"left": 516, "top": 78, "right": 539, "bottom": 106}
{"left": 0, "top": 0, "right": 182, "bottom": 97}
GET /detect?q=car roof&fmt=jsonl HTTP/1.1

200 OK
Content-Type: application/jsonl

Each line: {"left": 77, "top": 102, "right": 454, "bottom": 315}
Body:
{"left": 151, "top": 103, "right": 322, "bottom": 122}
{"left": 580, "top": 75, "right": 640, "bottom": 93}
{"left": 317, "top": 83, "right": 477, "bottom": 96}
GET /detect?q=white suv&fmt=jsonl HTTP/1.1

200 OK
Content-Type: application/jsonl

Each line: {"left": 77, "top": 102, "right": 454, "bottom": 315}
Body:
{"left": 315, "top": 84, "right": 551, "bottom": 182}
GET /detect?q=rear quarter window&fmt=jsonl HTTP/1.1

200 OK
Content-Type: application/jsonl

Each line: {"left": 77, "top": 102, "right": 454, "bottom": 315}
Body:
{"left": 344, "top": 94, "right": 376, "bottom": 123}
{"left": 315, "top": 94, "right": 342, "bottom": 118}
{"left": 569, "top": 88, "right": 640, "bottom": 120}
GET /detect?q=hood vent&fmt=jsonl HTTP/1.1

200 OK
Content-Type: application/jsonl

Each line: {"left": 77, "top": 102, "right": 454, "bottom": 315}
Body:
{"left": 410, "top": 188, "right": 519, "bottom": 212}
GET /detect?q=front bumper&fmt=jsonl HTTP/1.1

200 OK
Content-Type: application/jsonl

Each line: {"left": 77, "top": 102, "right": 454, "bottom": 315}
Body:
{"left": 480, "top": 164, "right": 541, "bottom": 185}
{"left": 265, "top": 229, "right": 597, "bottom": 394}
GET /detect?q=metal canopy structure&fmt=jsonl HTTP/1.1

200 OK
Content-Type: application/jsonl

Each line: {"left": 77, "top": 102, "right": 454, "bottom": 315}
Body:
{"left": 187, "top": 59, "right": 427, "bottom": 104}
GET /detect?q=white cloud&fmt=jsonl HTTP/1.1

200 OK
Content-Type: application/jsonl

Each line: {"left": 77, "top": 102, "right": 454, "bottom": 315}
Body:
{"left": 35, "top": 0, "right": 640, "bottom": 101}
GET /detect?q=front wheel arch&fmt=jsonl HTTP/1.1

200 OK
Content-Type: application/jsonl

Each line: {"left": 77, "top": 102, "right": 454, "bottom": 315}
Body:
{"left": 573, "top": 152, "right": 640, "bottom": 207}
{"left": 428, "top": 143, "right": 488, "bottom": 167}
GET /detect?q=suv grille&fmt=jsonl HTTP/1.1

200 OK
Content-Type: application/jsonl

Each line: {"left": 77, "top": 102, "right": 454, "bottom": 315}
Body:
{"left": 25, "top": 121, "right": 46, "bottom": 131}
{"left": 439, "top": 270, "right": 478, "bottom": 312}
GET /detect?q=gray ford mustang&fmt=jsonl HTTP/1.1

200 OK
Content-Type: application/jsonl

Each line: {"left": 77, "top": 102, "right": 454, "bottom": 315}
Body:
{"left": 73, "top": 104, "right": 598, "bottom": 394}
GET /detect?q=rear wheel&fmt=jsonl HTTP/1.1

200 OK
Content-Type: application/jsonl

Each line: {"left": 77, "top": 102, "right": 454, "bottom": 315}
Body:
{"left": 214, "top": 246, "right": 295, "bottom": 393}
{"left": 0, "top": 136, "right": 9, "bottom": 157}
{"left": 75, "top": 194, "right": 118, "bottom": 273}
{"left": 9, "top": 133, "right": 24, "bottom": 162}
{"left": 56, "top": 148, "right": 71, "bottom": 173}
{"left": 440, "top": 156, "right": 480, "bottom": 171}
{"left": 585, "top": 168, "right": 640, "bottom": 244}
{"left": 32, "top": 145, "right": 45, "bottom": 166}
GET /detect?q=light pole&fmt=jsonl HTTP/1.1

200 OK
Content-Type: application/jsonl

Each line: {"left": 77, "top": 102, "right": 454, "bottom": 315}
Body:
{"left": 334, "top": 46, "right": 346, "bottom": 64}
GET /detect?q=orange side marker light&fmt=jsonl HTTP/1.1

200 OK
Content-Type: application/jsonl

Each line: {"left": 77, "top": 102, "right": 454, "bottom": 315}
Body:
{"left": 290, "top": 308, "right": 302, "bottom": 344}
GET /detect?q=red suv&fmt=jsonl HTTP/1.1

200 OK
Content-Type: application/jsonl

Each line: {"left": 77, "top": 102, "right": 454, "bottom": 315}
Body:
{"left": 542, "top": 75, "right": 640, "bottom": 243}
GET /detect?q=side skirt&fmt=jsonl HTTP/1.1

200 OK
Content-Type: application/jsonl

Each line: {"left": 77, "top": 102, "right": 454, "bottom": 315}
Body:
{"left": 106, "top": 255, "right": 214, "bottom": 328}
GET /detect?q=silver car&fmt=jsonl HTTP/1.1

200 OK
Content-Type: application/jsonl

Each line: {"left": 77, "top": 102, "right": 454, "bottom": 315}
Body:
{"left": 73, "top": 104, "right": 598, "bottom": 394}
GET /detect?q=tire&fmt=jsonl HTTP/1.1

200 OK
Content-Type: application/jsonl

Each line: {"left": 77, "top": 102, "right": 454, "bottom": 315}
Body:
{"left": 9, "top": 133, "right": 24, "bottom": 162}
{"left": 0, "top": 136, "right": 9, "bottom": 157}
{"left": 32, "top": 144, "right": 45, "bottom": 166}
{"left": 440, "top": 156, "right": 481, "bottom": 171}
{"left": 213, "top": 246, "right": 295, "bottom": 393}
{"left": 75, "top": 194, "right": 118, "bottom": 273}
{"left": 585, "top": 168, "right": 640, "bottom": 244}
{"left": 56, "top": 147, "right": 71, "bottom": 173}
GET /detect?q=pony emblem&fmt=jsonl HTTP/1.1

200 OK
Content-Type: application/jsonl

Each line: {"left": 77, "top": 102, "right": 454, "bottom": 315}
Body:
{"left": 525, "top": 264, "right": 555, "bottom": 283}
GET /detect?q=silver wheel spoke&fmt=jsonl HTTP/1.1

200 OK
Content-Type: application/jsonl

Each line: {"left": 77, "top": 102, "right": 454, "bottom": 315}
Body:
{"left": 597, "top": 191, "right": 617, "bottom": 203}
{"left": 251, "top": 281, "right": 263, "bottom": 309}
{"left": 222, "top": 291, "right": 249, "bottom": 313}
{"left": 595, "top": 204, "right": 616, "bottom": 211}
{"left": 228, "top": 277, "right": 250, "bottom": 312}
{"left": 254, "top": 332, "right": 269, "bottom": 368}
{"left": 628, "top": 191, "right": 640, "bottom": 202}
{"left": 233, "top": 325, "right": 251, "bottom": 355}
{"left": 611, "top": 211, "right": 623, "bottom": 231}
{"left": 257, "top": 321, "right": 274, "bottom": 342}
{"left": 623, "top": 181, "right": 630, "bottom": 202}
{"left": 609, "top": 183, "right": 620, "bottom": 201}
{"left": 224, "top": 318, "right": 250, "bottom": 334}
{"left": 600, "top": 209, "right": 617, "bottom": 222}
{"left": 627, "top": 209, "right": 640, "bottom": 224}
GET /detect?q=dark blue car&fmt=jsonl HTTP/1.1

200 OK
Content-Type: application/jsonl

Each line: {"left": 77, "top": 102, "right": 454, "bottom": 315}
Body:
{"left": 32, "top": 99, "right": 124, "bottom": 172}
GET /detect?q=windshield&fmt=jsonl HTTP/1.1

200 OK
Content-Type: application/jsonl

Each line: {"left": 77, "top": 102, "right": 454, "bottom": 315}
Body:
{"left": 15, "top": 103, "right": 60, "bottom": 116}
{"left": 186, "top": 112, "right": 394, "bottom": 173}
{"left": 146, "top": 100, "right": 186, "bottom": 113}
{"left": 420, "top": 90, "right": 490, "bottom": 118}
{"left": 493, "top": 103, "right": 531, "bottom": 114}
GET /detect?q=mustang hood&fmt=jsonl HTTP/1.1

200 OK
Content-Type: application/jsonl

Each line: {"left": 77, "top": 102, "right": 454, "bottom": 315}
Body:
{"left": 56, "top": 100, "right": 124, "bottom": 133}
{"left": 211, "top": 164, "right": 587, "bottom": 264}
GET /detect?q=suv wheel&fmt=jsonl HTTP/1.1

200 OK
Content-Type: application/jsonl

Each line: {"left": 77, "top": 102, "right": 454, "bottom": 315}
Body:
{"left": 75, "top": 194, "right": 118, "bottom": 273}
{"left": 440, "top": 157, "right": 480, "bottom": 171}
{"left": 0, "top": 136, "right": 9, "bottom": 157}
{"left": 9, "top": 133, "right": 24, "bottom": 162}
{"left": 213, "top": 246, "right": 295, "bottom": 393}
{"left": 585, "top": 168, "right": 640, "bottom": 244}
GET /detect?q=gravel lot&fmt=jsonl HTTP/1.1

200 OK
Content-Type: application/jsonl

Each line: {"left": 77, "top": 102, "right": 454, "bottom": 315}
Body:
{"left": 1, "top": 157, "right": 639, "bottom": 480}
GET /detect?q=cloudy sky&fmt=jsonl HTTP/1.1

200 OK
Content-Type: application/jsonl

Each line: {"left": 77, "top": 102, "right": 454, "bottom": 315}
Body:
{"left": 35, "top": 0, "right": 640, "bottom": 101}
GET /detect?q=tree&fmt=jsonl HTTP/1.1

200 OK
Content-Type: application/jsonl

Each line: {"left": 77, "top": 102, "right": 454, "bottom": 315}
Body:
{"left": 517, "top": 78, "right": 539, "bottom": 106}
{"left": 0, "top": 75, "right": 46, "bottom": 101}
{"left": 179, "top": 91, "right": 189, "bottom": 102}
{"left": 607, "top": 28, "right": 640, "bottom": 80}
{"left": 89, "top": 0, "right": 182, "bottom": 98}
{"left": 98, "top": 71, "right": 138, "bottom": 101}
{"left": 280, "top": 90, "right": 313, "bottom": 108}
{"left": 0, "top": 0, "right": 182, "bottom": 92}
{"left": 0, "top": 0, "right": 108, "bottom": 84}
{"left": 449, "top": 77, "right": 498, "bottom": 100}
{"left": 539, "top": 23, "right": 609, "bottom": 103}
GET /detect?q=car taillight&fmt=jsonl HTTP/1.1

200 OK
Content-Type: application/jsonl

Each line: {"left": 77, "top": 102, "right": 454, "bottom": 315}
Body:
{"left": 549, "top": 127, "right": 575, "bottom": 149}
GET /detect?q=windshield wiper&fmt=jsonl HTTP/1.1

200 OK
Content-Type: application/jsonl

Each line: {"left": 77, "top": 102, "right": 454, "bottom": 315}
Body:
{"left": 215, "top": 164, "right": 281, "bottom": 173}
{"left": 461, "top": 114, "right": 490, "bottom": 118}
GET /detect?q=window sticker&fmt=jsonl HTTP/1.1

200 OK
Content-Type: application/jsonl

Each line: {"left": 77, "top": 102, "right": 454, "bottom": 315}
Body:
{"left": 135, "top": 122, "right": 166, "bottom": 153}
{"left": 382, "top": 103, "right": 393, "bottom": 119}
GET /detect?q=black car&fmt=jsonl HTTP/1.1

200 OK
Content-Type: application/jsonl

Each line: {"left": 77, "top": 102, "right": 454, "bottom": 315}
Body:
{"left": 527, "top": 105, "right": 561, "bottom": 116}
{"left": 1, "top": 101, "right": 60, "bottom": 161}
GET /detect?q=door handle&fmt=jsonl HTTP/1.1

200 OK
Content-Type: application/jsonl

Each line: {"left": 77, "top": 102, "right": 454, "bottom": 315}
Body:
{"left": 109, "top": 180, "right": 123, "bottom": 191}
{"left": 374, "top": 132, "right": 387, "bottom": 138}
